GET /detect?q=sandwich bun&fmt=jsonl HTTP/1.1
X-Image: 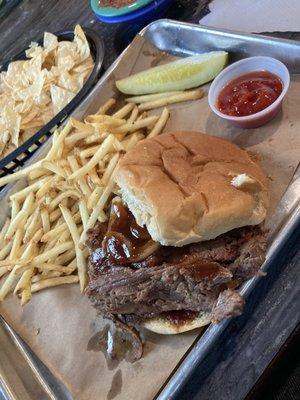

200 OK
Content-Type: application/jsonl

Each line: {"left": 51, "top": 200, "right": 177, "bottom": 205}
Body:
{"left": 142, "top": 312, "right": 211, "bottom": 334}
{"left": 115, "top": 131, "right": 269, "bottom": 247}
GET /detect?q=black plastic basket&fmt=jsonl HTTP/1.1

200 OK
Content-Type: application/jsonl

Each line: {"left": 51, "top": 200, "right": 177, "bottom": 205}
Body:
{"left": 0, "top": 27, "right": 104, "bottom": 177}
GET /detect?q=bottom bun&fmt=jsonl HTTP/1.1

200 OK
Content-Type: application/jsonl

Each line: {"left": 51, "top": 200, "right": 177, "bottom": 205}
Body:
{"left": 142, "top": 312, "right": 211, "bottom": 334}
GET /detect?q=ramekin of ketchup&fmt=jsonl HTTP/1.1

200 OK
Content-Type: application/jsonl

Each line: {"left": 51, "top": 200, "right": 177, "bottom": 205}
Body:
{"left": 208, "top": 56, "right": 290, "bottom": 128}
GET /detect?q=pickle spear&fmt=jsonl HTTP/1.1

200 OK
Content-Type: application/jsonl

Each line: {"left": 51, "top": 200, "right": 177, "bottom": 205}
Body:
{"left": 116, "top": 51, "right": 228, "bottom": 95}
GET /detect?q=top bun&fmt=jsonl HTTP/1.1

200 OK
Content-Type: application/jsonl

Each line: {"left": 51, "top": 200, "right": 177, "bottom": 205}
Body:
{"left": 115, "top": 131, "right": 269, "bottom": 246}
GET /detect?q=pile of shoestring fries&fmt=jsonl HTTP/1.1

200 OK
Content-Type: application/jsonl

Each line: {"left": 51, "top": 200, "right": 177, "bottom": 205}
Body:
{"left": 0, "top": 88, "right": 203, "bottom": 305}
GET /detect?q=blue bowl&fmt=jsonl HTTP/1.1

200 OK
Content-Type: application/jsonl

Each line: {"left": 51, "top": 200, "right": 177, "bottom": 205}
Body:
{"left": 93, "top": 0, "right": 171, "bottom": 24}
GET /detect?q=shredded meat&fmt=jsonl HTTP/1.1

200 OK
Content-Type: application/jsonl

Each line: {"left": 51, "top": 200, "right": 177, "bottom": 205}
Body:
{"left": 86, "top": 223, "right": 266, "bottom": 322}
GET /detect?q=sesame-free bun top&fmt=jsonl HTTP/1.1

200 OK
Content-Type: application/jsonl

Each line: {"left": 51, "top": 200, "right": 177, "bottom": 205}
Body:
{"left": 115, "top": 131, "right": 269, "bottom": 246}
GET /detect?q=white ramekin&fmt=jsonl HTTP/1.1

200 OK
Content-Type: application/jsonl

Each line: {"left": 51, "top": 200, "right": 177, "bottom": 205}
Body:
{"left": 208, "top": 56, "right": 290, "bottom": 129}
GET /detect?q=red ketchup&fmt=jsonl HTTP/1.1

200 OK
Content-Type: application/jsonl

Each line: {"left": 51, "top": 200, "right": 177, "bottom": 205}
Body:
{"left": 217, "top": 71, "right": 283, "bottom": 117}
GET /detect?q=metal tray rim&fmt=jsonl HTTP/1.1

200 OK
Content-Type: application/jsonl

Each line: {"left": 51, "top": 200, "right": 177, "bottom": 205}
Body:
{"left": 0, "top": 18, "right": 299, "bottom": 400}
{"left": 142, "top": 18, "right": 300, "bottom": 48}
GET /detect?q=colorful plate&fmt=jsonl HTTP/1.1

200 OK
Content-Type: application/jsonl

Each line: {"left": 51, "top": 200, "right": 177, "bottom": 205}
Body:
{"left": 93, "top": 0, "right": 171, "bottom": 24}
{"left": 91, "top": 0, "right": 153, "bottom": 17}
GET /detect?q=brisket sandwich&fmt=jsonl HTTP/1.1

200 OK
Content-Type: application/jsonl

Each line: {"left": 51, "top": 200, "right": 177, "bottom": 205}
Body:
{"left": 86, "top": 131, "right": 269, "bottom": 357}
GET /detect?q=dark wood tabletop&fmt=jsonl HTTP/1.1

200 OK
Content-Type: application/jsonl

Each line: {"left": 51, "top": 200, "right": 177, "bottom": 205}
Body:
{"left": 0, "top": 1, "right": 299, "bottom": 399}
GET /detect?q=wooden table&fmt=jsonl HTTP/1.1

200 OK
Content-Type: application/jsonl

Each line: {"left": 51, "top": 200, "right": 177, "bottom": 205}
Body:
{"left": 0, "top": 1, "right": 299, "bottom": 399}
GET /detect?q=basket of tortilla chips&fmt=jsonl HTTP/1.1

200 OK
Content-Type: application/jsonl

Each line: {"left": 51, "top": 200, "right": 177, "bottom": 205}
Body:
{"left": 0, "top": 25, "right": 104, "bottom": 177}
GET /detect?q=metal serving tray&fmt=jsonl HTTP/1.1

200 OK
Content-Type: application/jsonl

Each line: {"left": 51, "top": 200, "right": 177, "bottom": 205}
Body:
{"left": 0, "top": 19, "right": 300, "bottom": 400}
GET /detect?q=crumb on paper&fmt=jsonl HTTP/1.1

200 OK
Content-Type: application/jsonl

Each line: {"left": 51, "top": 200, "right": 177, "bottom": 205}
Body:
{"left": 35, "top": 328, "right": 40, "bottom": 336}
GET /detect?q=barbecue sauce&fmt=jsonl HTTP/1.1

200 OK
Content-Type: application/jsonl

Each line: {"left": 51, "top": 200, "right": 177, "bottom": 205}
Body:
{"left": 184, "top": 261, "right": 224, "bottom": 280}
{"left": 162, "top": 310, "right": 198, "bottom": 326}
{"left": 103, "top": 202, "right": 157, "bottom": 265}
{"left": 217, "top": 70, "right": 283, "bottom": 117}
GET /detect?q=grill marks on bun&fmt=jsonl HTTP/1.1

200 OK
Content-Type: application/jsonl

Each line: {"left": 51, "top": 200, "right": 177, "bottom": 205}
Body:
{"left": 115, "top": 131, "right": 269, "bottom": 246}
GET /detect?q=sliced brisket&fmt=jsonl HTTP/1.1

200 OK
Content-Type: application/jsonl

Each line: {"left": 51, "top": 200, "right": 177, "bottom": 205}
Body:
{"left": 211, "top": 289, "right": 245, "bottom": 323}
{"left": 86, "top": 212, "right": 266, "bottom": 325}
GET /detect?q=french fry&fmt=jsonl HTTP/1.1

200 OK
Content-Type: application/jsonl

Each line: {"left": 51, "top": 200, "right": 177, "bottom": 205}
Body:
{"left": 0, "top": 160, "right": 43, "bottom": 188}
{"left": 79, "top": 200, "right": 89, "bottom": 230}
{"left": 5, "top": 192, "right": 34, "bottom": 240}
{"left": 127, "top": 105, "right": 139, "bottom": 123}
{"left": 126, "top": 91, "right": 184, "bottom": 103}
{"left": 80, "top": 178, "right": 115, "bottom": 245}
{"left": 87, "top": 186, "right": 103, "bottom": 210}
{"left": 32, "top": 228, "right": 44, "bottom": 243}
{"left": 122, "top": 132, "right": 145, "bottom": 151}
{"left": 31, "top": 275, "right": 79, "bottom": 293}
{"left": 79, "top": 145, "right": 100, "bottom": 159}
{"left": 67, "top": 155, "right": 92, "bottom": 197}
{"left": 84, "top": 132, "right": 108, "bottom": 146}
{"left": 110, "top": 116, "right": 159, "bottom": 135}
{"left": 0, "top": 258, "right": 30, "bottom": 267}
{"left": 28, "top": 168, "right": 51, "bottom": 182}
{"left": 85, "top": 115, "right": 125, "bottom": 126}
{"left": 41, "top": 223, "right": 67, "bottom": 243}
{"left": 20, "top": 269, "right": 35, "bottom": 305}
{"left": 0, "top": 242, "right": 35, "bottom": 301}
{"left": 13, "top": 242, "right": 37, "bottom": 303}
{"left": 96, "top": 98, "right": 116, "bottom": 115}
{"left": 36, "top": 176, "right": 57, "bottom": 199}
{"left": 101, "top": 153, "right": 120, "bottom": 185}
{"left": 148, "top": 107, "right": 170, "bottom": 138}
{"left": 138, "top": 89, "right": 204, "bottom": 111}
{"left": 49, "top": 208, "right": 62, "bottom": 223}
{"left": 41, "top": 208, "right": 50, "bottom": 233}
{"left": 68, "top": 135, "right": 115, "bottom": 180}
{"left": 32, "top": 241, "right": 73, "bottom": 265}
{"left": 70, "top": 117, "right": 94, "bottom": 133}
{"left": 60, "top": 205, "right": 87, "bottom": 292}
{"left": 0, "top": 267, "right": 8, "bottom": 279}
{"left": 112, "top": 138, "right": 125, "bottom": 152}
{"left": 42, "top": 161, "right": 67, "bottom": 178}
{"left": 11, "top": 199, "right": 20, "bottom": 220}
{"left": 86, "top": 167, "right": 102, "bottom": 187}
{"left": 0, "top": 268, "right": 19, "bottom": 301}
{"left": 23, "top": 209, "right": 40, "bottom": 244}
{"left": 65, "top": 130, "right": 94, "bottom": 147}
{"left": 113, "top": 102, "right": 135, "bottom": 119}
{"left": 17, "top": 263, "right": 74, "bottom": 275}
{"left": 48, "top": 189, "right": 81, "bottom": 211}
{"left": 46, "top": 120, "right": 73, "bottom": 161}
{"left": 10, "top": 177, "right": 49, "bottom": 202}
{"left": 31, "top": 274, "right": 49, "bottom": 283}
{"left": 9, "top": 228, "right": 23, "bottom": 260}
{"left": 14, "top": 268, "right": 34, "bottom": 295}
{"left": 55, "top": 249, "right": 76, "bottom": 266}
{"left": 0, "top": 242, "right": 12, "bottom": 261}
{"left": 55, "top": 225, "right": 72, "bottom": 245}
{"left": 0, "top": 218, "right": 10, "bottom": 242}
{"left": 38, "top": 264, "right": 75, "bottom": 274}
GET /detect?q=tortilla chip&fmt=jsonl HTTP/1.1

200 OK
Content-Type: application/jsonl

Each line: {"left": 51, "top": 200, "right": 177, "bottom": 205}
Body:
{"left": 1, "top": 105, "right": 21, "bottom": 147}
{"left": 50, "top": 85, "right": 75, "bottom": 115}
{"left": 74, "top": 24, "right": 91, "bottom": 61}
